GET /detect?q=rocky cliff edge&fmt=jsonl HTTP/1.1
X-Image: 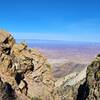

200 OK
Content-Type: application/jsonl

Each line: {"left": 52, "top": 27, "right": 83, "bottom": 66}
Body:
{"left": 0, "top": 30, "right": 55, "bottom": 100}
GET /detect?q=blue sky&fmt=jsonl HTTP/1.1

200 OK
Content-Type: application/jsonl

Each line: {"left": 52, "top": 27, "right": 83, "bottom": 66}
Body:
{"left": 0, "top": 0, "right": 100, "bottom": 42}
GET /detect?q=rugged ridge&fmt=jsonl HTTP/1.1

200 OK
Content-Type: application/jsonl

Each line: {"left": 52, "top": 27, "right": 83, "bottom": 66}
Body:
{"left": 76, "top": 55, "right": 100, "bottom": 100}
{"left": 54, "top": 55, "right": 100, "bottom": 100}
{"left": 0, "top": 30, "right": 100, "bottom": 100}
{"left": 0, "top": 30, "right": 55, "bottom": 100}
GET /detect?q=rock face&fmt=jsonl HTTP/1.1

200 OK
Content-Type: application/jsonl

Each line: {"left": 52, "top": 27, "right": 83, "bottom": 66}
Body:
{"left": 54, "top": 55, "right": 100, "bottom": 100}
{"left": 54, "top": 68, "right": 86, "bottom": 100}
{"left": 0, "top": 78, "right": 16, "bottom": 100}
{"left": 77, "top": 55, "right": 100, "bottom": 100}
{"left": 0, "top": 30, "right": 55, "bottom": 100}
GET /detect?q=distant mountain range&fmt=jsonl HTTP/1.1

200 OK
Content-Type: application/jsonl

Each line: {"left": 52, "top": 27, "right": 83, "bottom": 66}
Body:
{"left": 16, "top": 39, "right": 100, "bottom": 44}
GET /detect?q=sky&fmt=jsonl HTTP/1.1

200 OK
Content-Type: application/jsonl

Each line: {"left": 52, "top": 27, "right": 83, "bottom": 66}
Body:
{"left": 0, "top": 0, "right": 100, "bottom": 42}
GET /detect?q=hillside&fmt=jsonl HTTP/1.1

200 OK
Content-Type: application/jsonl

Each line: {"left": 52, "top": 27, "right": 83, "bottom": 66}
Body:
{"left": 0, "top": 30, "right": 55, "bottom": 100}
{"left": 54, "top": 55, "right": 100, "bottom": 100}
{"left": 0, "top": 30, "right": 100, "bottom": 100}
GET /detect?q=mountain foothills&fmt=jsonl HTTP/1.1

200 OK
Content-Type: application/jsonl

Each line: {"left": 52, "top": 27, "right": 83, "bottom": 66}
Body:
{"left": 0, "top": 30, "right": 100, "bottom": 100}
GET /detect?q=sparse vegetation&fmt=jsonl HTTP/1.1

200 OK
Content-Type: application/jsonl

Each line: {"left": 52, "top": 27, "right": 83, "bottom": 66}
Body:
{"left": 46, "top": 64, "right": 51, "bottom": 69}
{"left": 31, "top": 97, "right": 42, "bottom": 100}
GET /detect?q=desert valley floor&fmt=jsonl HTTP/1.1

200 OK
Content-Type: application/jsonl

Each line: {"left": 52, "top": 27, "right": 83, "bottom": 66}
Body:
{"left": 24, "top": 40, "right": 100, "bottom": 79}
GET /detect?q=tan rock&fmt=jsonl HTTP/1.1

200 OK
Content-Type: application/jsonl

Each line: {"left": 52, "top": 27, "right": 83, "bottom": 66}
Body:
{"left": 77, "top": 55, "right": 100, "bottom": 100}
{"left": 19, "top": 80, "right": 25, "bottom": 90}
{"left": 0, "top": 30, "right": 15, "bottom": 47}
{"left": 0, "top": 30, "right": 55, "bottom": 100}
{"left": 12, "top": 43, "right": 27, "bottom": 56}
{"left": 0, "top": 30, "right": 10, "bottom": 43}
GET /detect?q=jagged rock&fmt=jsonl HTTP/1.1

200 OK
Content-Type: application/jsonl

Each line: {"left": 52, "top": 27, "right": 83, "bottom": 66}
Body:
{"left": 18, "top": 80, "right": 28, "bottom": 95}
{"left": 0, "top": 30, "right": 55, "bottom": 100}
{"left": 0, "top": 30, "right": 15, "bottom": 47}
{"left": 54, "top": 55, "right": 100, "bottom": 100}
{"left": 12, "top": 43, "right": 27, "bottom": 55}
{"left": 0, "top": 30, "right": 10, "bottom": 43}
{"left": 77, "top": 55, "right": 100, "bottom": 100}
{"left": 3, "top": 30, "right": 100, "bottom": 100}
{"left": 0, "top": 77, "right": 16, "bottom": 100}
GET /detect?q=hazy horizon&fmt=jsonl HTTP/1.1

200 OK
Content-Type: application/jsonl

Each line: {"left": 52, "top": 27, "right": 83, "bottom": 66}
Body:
{"left": 16, "top": 39, "right": 100, "bottom": 44}
{"left": 0, "top": 0, "right": 100, "bottom": 42}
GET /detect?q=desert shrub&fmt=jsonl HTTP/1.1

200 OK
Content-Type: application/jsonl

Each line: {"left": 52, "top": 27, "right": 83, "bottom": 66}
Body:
{"left": 31, "top": 97, "right": 42, "bottom": 100}
{"left": 46, "top": 64, "right": 51, "bottom": 69}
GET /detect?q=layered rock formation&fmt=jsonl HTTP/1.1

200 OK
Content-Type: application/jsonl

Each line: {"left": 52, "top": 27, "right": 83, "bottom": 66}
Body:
{"left": 0, "top": 30, "right": 55, "bottom": 100}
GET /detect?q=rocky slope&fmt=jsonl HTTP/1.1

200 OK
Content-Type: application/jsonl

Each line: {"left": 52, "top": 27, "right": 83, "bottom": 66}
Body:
{"left": 76, "top": 54, "right": 100, "bottom": 100}
{"left": 0, "top": 30, "right": 100, "bottom": 100}
{"left": 52, "top": 61, "right": 87, "bottom": 79}
{"left": 54, "top": 55, "right": 100, "bottom": 100}
{"left": 0, "top": 30, "right": 55, "bottom": 100}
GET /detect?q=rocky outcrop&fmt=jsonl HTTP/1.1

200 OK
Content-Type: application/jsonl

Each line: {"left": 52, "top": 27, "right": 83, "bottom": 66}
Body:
{"left": 0, "top": 30, "right": 55, "bottom": 100}
{"left": 76, "top": 55, "right": 100, "bottom": 100}
{"left": 54, "top": 55, "right": 100, "bottom": 100}
{"left": 54, "top": 68, "right": 86, "bottom": 100}
{"left": 0, "top": 77, "right": 16, "bottom": 100}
